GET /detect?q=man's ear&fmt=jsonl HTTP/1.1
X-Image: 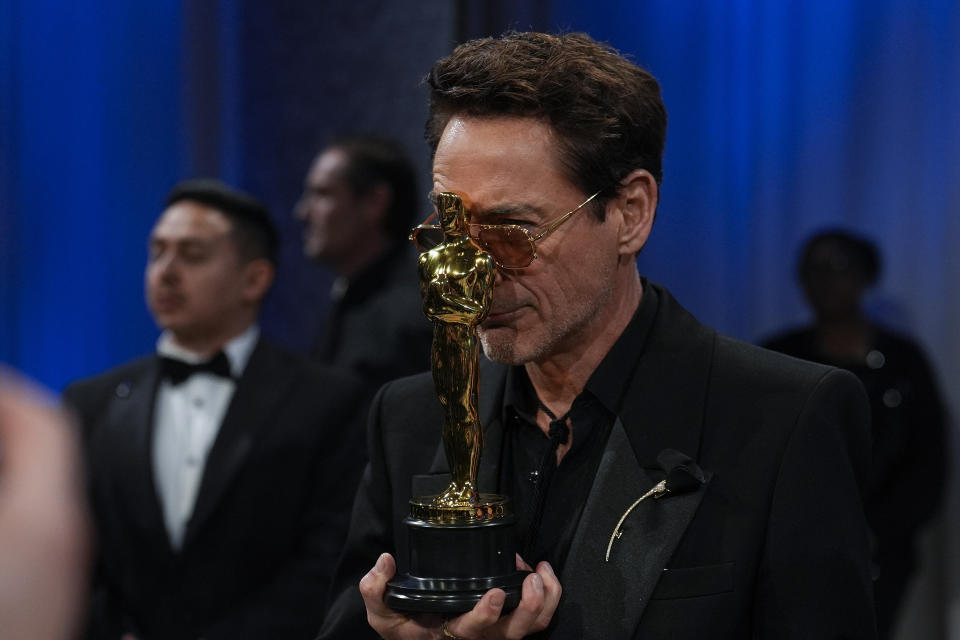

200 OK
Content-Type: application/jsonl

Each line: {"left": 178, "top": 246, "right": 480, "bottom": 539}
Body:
{"left": 242, "top": 259, "right": 275, "bottom": 304}
{"left": 362, "top": 183, "right": 393, "bottom": 228}
{"left": 611, "top": 169, "right": 658, "bottom": 256}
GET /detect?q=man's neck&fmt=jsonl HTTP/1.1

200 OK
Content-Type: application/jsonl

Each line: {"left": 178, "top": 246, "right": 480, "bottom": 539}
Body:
{"left": 335, "top": 235, "right": 391, "bottom": 280}
{"left": 816, "top": 312, "right": 872, "bottom": 359}
{"left": 525, "top": 271, "right": 643, "bottom": 416}
{"left": 168, "top": 319, "right": 256, "bottom": 357}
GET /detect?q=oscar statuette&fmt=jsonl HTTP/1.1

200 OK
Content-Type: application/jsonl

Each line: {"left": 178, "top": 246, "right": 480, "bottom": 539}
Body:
{"left": 384, "top": 192, "right": 527, "bottom": 613}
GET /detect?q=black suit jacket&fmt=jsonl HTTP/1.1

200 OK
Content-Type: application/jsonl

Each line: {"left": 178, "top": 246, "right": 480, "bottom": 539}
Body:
{"left": 64, "top": 337, "right": 366, "bottom": 640}
{"left": 313, "top": 244, "right": 433, "bottom": 394}
{"left": 319, "top": 283, "right": 876, "bottom": 639}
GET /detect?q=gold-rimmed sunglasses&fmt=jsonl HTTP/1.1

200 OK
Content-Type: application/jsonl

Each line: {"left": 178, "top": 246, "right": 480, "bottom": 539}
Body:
{"left": 409, "top": 190, "right": 602, "bottom": 269}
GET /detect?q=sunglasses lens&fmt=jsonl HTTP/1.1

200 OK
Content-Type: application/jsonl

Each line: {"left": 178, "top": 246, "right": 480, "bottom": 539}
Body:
{"left": 474, "top": 226, "right": 534, "bottom": 268}
{"left": 411, "top": 227, "right": 444, "bottom": 253}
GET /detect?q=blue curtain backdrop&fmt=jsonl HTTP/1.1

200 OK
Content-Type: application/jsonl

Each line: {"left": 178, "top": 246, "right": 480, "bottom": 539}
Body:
{"left": 2, "top": 0, "right": 959, "bottom": 637}
{"left": 5, "top": 1, "right": 956, "bottom": 391}
{"left": 0, "top": 0, "right": 453, "bottom": 390}
{"left": 1, "top": 1, "right": 183, "bottom": 391}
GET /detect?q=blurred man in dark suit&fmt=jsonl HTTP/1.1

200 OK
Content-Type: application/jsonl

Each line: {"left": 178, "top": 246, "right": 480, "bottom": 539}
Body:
{"left": 295, "top": 135, "right": 432, "bottom": 392}
{"left": 64, "top": 180, "right": 365, "bottom": 640}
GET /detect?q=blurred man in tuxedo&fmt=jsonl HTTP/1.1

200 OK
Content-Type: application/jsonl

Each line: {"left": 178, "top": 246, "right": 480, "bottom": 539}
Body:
{"left": 319, "top": 32, "right": 877, "bottom": 640}
{"left": 64, "top": 180, "right": 365, "bottom": 639}
{"left": 295, "top": 135, "right": 432, "bottom": 392}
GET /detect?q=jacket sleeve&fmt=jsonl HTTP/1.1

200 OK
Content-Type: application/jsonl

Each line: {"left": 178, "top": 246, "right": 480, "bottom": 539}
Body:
{"left": 754, "top": 368, "right": 877, "bottom": 639}
{"left": 201, "top": 377, "right": 370, "bottom": 640}
{"left": 315, "top": 382, "right": 397, "bottom": 640}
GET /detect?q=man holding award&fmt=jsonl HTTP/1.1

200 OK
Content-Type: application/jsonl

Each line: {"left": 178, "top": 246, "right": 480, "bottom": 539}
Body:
{"left": 319, "top": 32, "right": 876, "bottom": 639}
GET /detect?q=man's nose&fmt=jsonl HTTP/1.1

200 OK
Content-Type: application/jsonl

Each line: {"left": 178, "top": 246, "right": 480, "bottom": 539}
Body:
{"left": 293, "top": 196, "right": 309, "bottom": 222}
{"left": 154, "top": 254, "right": 180, "bottom": 282}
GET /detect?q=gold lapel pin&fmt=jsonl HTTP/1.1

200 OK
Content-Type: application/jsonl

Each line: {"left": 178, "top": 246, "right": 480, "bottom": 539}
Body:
{"left": 603, "top": 449, "right": 705, "bottom": 563}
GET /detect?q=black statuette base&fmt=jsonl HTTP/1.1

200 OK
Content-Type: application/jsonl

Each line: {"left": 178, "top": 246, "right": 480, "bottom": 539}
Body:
{"left": 385, "top": 573, "right": 527, "bottom": 613}
{"left": 385, "top": 507, "right": 528, "bottom": 613}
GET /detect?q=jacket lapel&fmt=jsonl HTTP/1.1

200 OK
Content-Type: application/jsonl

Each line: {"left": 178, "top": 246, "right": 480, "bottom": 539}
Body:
{"left": 553, "top": 419, "right": 711, "bottom": 639}
{"left": 98, "top": 360, "right": 170, "bottom": 550}
{"left": 183, "top": 339, "right": 293, "bottom": 546}
{"left": 552, "top": 284, "right": 717, "bottom": 638}
{"left": 617, "top": 285, "right": 716, "bottom": 468}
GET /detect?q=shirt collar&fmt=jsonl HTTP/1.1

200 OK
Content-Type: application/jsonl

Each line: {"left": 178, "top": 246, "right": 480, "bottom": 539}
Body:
{"left": 334, "top": 242, "right": 411, "bottom": 305}
{"left": 583, "top": 278, "right": 659, "bottom": 414}
{"left": 156, "top": 324, "right": 260, "bottom": 379}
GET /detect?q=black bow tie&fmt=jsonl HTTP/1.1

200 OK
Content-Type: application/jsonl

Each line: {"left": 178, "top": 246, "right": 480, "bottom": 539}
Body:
{"left": 159, "top": 351, "right": 233, "bottom": 385}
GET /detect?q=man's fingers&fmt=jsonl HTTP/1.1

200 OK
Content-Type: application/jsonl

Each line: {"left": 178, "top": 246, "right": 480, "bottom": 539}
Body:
{"left": 355, "top": 555, "right": 561, "bottom": 639}
{"left": 444, "top": 588, "right": 506, "bottom": 639}
{"left": 445, "top": 560, "right": 562, "bottom": 640}
{"left": 359, "top": 553, "right": 430, "bottom": 639}
{"left": 533, "top": 561, "right": 562, "bottom": 630}
{"left": 498, "top": 572, "right": 546, "bottom": 638}
{"left": 358, "top": 553, "right": 395, "bottom": 612}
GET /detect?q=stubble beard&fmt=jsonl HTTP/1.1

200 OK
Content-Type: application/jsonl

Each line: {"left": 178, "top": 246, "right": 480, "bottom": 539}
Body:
{"left": 478, "top": 272, "right": 615, "bottom": 367}
{"left": 478, "top": 327, "right": 528, "bottom": 366}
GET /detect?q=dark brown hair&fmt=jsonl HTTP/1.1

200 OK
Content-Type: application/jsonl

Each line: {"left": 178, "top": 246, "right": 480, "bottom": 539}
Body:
{"left": 426, "top": 31, "right": 667, "bottom": 218}
{"left": 166, "top": 179, "right": 278, "bottom": 265}
{"left": 798, "top": 229, "right": 882, "bottom": 286}
{"left": 328, "top": 135, "right": 419, "bottom": 243}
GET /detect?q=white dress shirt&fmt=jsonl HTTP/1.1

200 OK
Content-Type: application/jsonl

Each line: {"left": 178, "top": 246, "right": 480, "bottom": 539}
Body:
{"left": 152, "top": 325, "right": 259, "bottom": 550}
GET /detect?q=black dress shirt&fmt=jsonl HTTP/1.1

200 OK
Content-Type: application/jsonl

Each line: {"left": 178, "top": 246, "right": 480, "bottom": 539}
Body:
{"left": 499, "top": 283, "right": 659, "bottom": 574}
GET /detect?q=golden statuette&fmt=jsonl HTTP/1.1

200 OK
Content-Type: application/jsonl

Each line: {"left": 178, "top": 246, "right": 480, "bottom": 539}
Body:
{"left": 385, "top": 191, "right": 526, "bottom": 613}
{"left": 418, "top": 191, "right": 496, "bottom": 513}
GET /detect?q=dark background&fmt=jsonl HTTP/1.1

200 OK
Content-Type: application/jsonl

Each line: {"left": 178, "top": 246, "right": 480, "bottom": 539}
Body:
{"left": 2, "top": 2, "right": 958, "bottom": 637}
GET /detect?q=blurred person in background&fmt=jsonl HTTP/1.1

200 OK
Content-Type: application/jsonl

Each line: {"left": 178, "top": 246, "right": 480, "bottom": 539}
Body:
{"left": 295, "top": 135, "right": 433, "bottom": 394}
{"left": 63, "top": 179, "right": 366, "bottom": 639}
{"left": 763, "top": 229, "right": 949, "bottom": 640}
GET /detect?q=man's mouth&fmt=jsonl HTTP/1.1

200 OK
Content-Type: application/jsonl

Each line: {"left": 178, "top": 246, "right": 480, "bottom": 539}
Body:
{"left": 153, "top": 294, "right": 184, "bottom": 312}
{"left": 484, "top": 306, "right": 525, "bottom": 326}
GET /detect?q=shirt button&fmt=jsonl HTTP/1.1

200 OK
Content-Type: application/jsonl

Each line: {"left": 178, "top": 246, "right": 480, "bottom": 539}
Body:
{"left": 193, "top": 397, "right": 204, "bottom": 407}
{"left": 186, "top": 456, "right": 199, "bottom": 467}
{"left": 883, "top": 388, "right": 902, "bottom": 408}
{"left": 866, "top": 350, "right": 886, "bottom": 369}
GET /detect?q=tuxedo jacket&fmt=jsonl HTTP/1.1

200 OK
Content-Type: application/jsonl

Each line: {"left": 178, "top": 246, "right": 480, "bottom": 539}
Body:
{"left": 64, "top": 337, "right": 366, "bottom": 640}
{"left": 319, "top": 283, "right": 877, "bottom": 639}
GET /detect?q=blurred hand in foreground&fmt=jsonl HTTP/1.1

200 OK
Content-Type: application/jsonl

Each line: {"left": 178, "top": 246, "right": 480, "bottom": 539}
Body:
{"left": 0, "top": 369, "right": 90, "bottom": 640}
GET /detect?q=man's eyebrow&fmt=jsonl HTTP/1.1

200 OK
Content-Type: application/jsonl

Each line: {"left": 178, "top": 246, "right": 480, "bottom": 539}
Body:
{"left": 148, "top": 236, "right": 217, "bottom": 248}
{"left": 427, "top": 190, "right": 547, "bottom": 219}
{"left": 473, "top": 202, "right": 545, "bottom": 220}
